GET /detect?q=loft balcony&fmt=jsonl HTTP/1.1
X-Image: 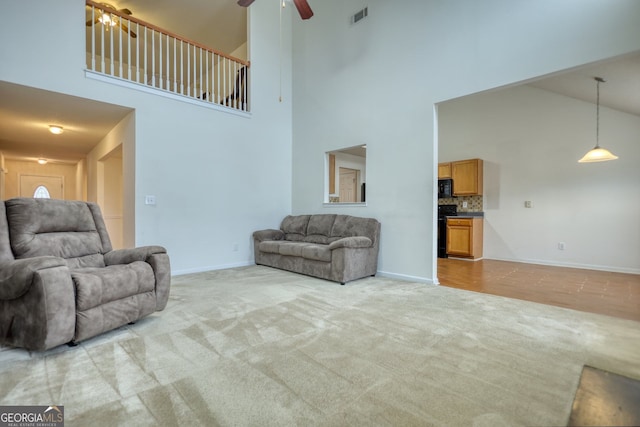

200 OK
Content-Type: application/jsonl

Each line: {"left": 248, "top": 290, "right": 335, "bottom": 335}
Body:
{"left": 85, "top": 0, "right": 249, "bottom": 113}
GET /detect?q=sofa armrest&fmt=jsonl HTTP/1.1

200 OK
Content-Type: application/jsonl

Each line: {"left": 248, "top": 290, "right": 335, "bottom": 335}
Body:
{"left": 0, "top": 256, "right": 66, "bottom": 300}
{"left": 328, "top": 236, "right": 372, "bottom": 250}
{"left": 104, "top": 246, "right": 171, "bottom": 311}
{"left": 104, "top": 246, "right": 167, "bottom": 266}
{"left": 253, "top": 229, "right": 284, "bottom": 242}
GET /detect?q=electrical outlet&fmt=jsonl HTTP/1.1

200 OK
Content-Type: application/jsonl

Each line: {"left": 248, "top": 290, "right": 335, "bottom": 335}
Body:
{"left": 462, "top": 201, "right": 468, "bottom": 208}
{"left": 558, "top": 242, "right": 565, "bottom": 250}
{"left": 145, "top": 195, "right": 156, "bottom": 205}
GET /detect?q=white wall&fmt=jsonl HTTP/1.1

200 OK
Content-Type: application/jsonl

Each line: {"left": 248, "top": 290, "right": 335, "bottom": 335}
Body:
{"left": 439, "top": 85, "right": 640, "bottom": 274}
{"left": 291, "top": 0, "right": 640, "bottom": 283}
{"left": 0, "top": 0, "right": 293, "bottom": 274}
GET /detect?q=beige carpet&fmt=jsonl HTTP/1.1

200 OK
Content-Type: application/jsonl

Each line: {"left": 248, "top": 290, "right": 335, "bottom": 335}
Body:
{"left": 1, "top": 266, "right": 639, "bottom": 426}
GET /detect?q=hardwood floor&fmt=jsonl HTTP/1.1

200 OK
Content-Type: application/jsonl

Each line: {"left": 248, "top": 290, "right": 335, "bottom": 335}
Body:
{"left": 437, "top": 258, "right": 640, "bottom": 322}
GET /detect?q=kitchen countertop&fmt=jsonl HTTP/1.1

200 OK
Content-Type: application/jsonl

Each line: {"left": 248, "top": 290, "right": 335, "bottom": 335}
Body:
{"left": 447, "top": 212, "right": 484, "bottom": 218}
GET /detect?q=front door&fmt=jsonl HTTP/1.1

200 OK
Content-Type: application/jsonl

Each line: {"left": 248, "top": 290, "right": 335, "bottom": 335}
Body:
{"left": 19, "top": 174, "right": 64, "bottom": 199}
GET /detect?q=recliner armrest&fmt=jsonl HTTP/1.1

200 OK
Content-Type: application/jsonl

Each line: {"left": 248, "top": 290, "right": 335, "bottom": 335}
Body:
{"left": 253, "top": 229, "right": 284, "bottom": 242}
{"left": 328, "top": 236, "right": 372, "bottom": 250}
{"left": 103, "top": 246, "right": 167, "bottom": 266}
{"left": 0, "top": 256, "right": 66, "bottom": 300}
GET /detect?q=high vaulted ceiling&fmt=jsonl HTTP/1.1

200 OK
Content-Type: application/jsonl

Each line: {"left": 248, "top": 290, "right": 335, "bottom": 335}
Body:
{"left": 1, "top": 1, "right": 638, "bottom": 165}
{"left": 107, "top": 0, "right": 247, "bottom": 55}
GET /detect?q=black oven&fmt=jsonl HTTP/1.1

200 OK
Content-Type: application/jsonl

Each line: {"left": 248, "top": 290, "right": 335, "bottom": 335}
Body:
{"left": 438, "top": 204, "right": 457, "bottom": 258}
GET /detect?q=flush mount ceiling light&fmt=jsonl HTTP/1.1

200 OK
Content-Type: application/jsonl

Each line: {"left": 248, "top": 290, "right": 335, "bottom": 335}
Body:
{"left": 37, "top": 158, "right": 48, "bottom": 165}
{"left": 49, "top": 125, "right": 64, "bottom": 135}
{"left": 578, "top": 77, "right": 619, "bottom": 163}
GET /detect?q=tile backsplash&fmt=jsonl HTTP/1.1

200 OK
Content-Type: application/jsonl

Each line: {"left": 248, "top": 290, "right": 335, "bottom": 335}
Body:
{"left": 438, "top": 195, "right": 483, "bottom": 212}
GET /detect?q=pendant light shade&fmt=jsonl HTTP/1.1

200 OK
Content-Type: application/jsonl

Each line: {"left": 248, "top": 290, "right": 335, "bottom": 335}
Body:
{"left": 578, "top": 77, "right": 618, "bottom": 163}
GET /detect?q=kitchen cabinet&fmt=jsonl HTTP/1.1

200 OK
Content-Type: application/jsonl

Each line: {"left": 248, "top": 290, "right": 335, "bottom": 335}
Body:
{"left": 438, "top": 162, "right": 452, "bottom": 179}
{"left": 451, "top": 158, "right": 483, "bottom": 196}
{"left": 446, "top": 217, "right": 483, "bottom": 259}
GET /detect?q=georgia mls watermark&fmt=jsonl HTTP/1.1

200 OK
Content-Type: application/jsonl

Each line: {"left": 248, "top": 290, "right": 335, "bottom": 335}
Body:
{"left": 0, "top": 406, "right": 64, "bottom": 427}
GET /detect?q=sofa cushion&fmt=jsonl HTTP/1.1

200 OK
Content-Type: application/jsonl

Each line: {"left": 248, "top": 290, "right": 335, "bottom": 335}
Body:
{"left": 276, "top": 242, "right": 309, "bottom": 257}
{"left": 302, "top": 244, "right": 332, "bottom": 262}
{"left": 72, "top": 261, "right": 155, "bottom": 311}
{"left": 281, "top": 215, "right": 311, "bottom": 241}
{"left": 303, "top": 214, "right": 336, "bottom": 244}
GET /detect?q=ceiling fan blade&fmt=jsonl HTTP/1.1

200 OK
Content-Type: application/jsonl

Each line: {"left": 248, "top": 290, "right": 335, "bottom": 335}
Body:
{"left": 119, "top": 22, "right": 137, "bottom": 38}
{"left": 86, "top": 17, "right": 100, "bottom": 26}
{"left": 118, "top": 8, "right": 132, "bottom": 15}
{"left": 237, "top": 0, "right": 255, "bottom": 7}
{"left": 292, "top": 0, "right": 313, "bottom": 19}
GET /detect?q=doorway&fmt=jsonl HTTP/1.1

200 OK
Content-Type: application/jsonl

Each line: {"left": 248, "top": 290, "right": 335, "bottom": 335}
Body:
{"left": 98, "top": 145, "right": 124, "bottom": 249}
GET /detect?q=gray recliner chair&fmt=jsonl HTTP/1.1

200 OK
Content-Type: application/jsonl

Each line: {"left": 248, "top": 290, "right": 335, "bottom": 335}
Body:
{"left": 0, "top": 198, "right": 171, "bottom": 351}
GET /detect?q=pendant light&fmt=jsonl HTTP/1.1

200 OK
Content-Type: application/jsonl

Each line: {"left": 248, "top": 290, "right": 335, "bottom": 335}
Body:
{"left": 578, "top": 77, "right": 618, "bottom": 163}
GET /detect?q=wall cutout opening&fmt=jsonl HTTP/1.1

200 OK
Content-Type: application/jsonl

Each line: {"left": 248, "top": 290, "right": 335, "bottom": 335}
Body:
{"left": 325, "top": 145, "right": 366, "bottom": 204}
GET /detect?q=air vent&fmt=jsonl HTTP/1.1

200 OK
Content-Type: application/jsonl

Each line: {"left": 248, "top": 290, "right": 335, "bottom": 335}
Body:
{"left": 351, "top": 7, "right": 368, "bottom": 25}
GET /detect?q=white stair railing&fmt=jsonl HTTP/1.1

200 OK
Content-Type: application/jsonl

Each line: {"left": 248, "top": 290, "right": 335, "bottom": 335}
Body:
{"left": 85, "top": 0, "right": 249, "bottom": 112}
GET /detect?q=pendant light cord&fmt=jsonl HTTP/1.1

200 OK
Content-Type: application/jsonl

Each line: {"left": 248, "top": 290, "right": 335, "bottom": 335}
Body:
{"left": 596, "top": 78, "right": 600, "bottom": 148}
{"left": 594, "top": 77, "right": 605, "bottom": 149}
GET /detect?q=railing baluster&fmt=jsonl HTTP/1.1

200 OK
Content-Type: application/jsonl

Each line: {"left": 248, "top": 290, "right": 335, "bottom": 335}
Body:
{"left": 109, "top": 13, "right": 114, "bottom": 75}
{"left": 216, "top": 54, "right": 221, "bottom": 104}
{"left": 199, "top": 47, "right": 203, "bottom": 100}
{"left": 90, "top": 6, "right": 95, "bottom": 71}
{"left": 136, "top": 22, "right": 140, "bottom": 83}
{"left": 118, "top": 16, "right": 123, "bottom": 78}
{"left": 151, "top": 29, "right": 156, "bottom": 87}
{"left": 173, "top": 37, "right": 177, "bottom": 93}
{"left": 127, "top": 17, "right": 131, "bottom": 80}
{"left": 180, "top": 41, "right": 184, "bottom": 95}
{"left": 158, "top": 30, "right": 163, "bottom": 89}
{"left": 166, "top": 34, "right": 170, "bottom": 91}
{"left": 100, "top": 9, "right": 105, "bottom": 73}
{"left": 205, "top": 50, "right": 210, "bottom": 103}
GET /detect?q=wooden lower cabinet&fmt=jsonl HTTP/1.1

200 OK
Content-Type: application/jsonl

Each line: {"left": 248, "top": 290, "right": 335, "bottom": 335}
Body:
{"left": 446, "top": 217, "right": 483, "bottom": 259}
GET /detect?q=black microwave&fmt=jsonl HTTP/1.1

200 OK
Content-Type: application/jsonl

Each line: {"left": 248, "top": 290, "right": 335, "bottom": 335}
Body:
{"left": 438, "top": 179, "right": 454, "bottom": 198}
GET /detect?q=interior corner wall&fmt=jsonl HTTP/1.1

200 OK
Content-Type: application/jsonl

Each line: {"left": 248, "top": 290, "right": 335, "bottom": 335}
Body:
{"left": 439, "top": 85, "right": 640, "bottom": 274}
{"left": 291, "top": 0, "right": 640, "bottom": 282}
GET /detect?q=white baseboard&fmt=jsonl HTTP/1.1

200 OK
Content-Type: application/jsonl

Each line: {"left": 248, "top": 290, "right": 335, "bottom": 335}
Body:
{"left": 172, "top": 261, "right": 253, "bottom": 276}
{"left": 377, "top": 270, "right": 437, "bottom": 285}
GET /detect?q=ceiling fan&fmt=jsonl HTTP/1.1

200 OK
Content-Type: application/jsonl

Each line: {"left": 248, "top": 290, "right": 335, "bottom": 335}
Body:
{"left": 237, "top": 0, "right": 313, "bottom": 20}
{"left": 86, "top": 3, "right": 137, "bottom": 38}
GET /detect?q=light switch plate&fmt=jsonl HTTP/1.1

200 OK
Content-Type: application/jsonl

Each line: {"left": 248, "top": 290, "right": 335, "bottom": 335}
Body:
{"left": 145, "top": 195, "right": 156, "bottom": 205}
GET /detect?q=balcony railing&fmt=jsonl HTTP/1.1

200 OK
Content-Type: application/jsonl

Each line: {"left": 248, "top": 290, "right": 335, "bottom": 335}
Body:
{"left": 85, "top": 0, "right": 249, "bottom": 112}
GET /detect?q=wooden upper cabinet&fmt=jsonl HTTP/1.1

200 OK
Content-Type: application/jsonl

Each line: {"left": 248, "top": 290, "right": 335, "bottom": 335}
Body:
{"left": 451, "top": 158, "right": 483, "bottom": 196}
{"left": 438, "top": 162, "right": 452, "bottom": 179}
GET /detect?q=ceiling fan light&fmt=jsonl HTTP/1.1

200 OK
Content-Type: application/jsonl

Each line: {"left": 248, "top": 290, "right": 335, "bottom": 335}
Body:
{"left": 99, "top": 13, "right": 117, "bottom": 26}
{"left": 49, "top": 125, "right": 63, "bottom": 135}
{"left": 578, "top": 146, "right": 619, "bottom": 163}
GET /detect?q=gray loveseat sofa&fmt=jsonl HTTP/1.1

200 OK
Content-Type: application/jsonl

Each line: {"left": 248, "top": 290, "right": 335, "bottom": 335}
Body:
{"left": 253, "top": 214, "right": 380, "bottom": 284}
{"left": 0, "top": 198, "right": 171, "bottom": 351}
